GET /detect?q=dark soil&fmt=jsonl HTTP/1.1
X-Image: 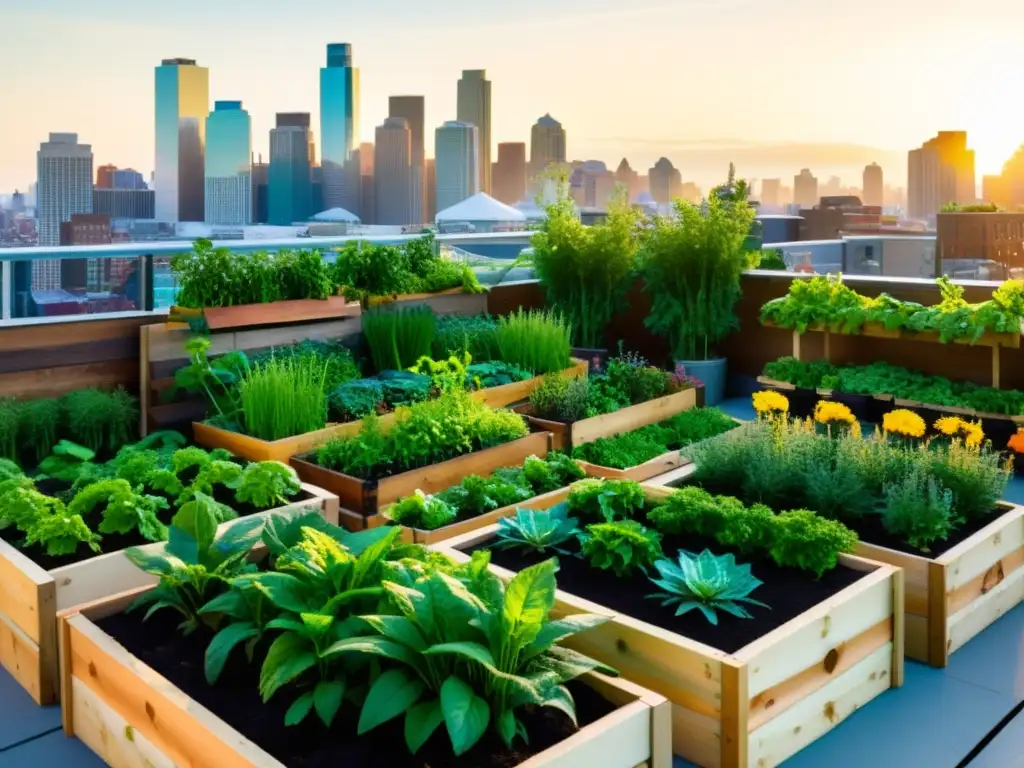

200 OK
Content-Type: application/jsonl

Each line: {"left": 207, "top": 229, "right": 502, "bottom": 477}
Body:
{"left": 1, "top": 488, "right": 314, "bottom": 571}
{"left": 466, "top": 533, "right": 866, "bottom": 654}
{"left": 690, "top": 480, "right": 1010, "bottom": 560}
{"left": 97, "top": 609, "right": 615, "bottom": 768}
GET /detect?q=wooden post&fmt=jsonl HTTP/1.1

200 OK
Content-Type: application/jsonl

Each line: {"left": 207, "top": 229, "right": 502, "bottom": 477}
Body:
{"left": 992, "top": 345, "right": 1001, "bottom": 390}
{"left": 792, "top": 330, "right": 802, "bottom": 361}
{"left": 823, "top": 330, "right": 832, "bottom": 363}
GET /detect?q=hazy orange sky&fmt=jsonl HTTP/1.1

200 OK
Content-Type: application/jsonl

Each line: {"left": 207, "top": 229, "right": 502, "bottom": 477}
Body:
{"left": 2, "top": 0, "right": 1022, "bottom": 192}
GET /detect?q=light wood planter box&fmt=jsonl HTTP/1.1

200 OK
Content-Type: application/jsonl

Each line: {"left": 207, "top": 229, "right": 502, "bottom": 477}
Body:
{"left": 383, "top": 486, "right": 574, "bottom": 545}
{"left": 857, "top": 502, "right": 1024, "bottom": 667}
{"left": 191, "top": 364, "right": 585, "bottom": 464}
{"left": 171, "top": 296, "right": 362, "bottom": 332}
{"left": 292, "top": 431, "right": 553, "bottom": 525}
{"left": 367, "top": 286, "right": 490, "bottom": 316}
{"left": 432, "top": 486, "right": 904, "bottom": 768}
{"left": 0, "top": 484, "right": 338, "bottom": 706}
{"left": 524, "top": 387, "right": 699, "bottom": 453}
{"left": 59, "top": 589, "right": 672, "bottom": 768}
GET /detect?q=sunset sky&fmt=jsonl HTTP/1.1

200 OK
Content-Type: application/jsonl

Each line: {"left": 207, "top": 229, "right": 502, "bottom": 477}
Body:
{"left": 3, "top": 0, "right": 1022, "bottom": 192}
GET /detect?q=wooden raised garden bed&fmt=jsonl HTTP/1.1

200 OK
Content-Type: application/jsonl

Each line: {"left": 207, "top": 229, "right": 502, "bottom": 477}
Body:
{"left": 431, "top": 485, "right": 904, "bottom": 768}
{"left": 0, "top": 484, "right": 338, "bottom": 706}
{"left": 521, "top": 387, "right": 699, "bottom": 454}
{"left": 291, "top": 431, "right": 553, "bottom": 531}
{"left": 59, "top": 589, "right": 673, "bottom": 768}
{"left": 475, "top": 357, "right": 589, "bottom": 410}
{"left": 366, "top": 286, "right": 490, "bottom": 317}
{"left": 172, "top": 296, "right": 363, "bottom": 332}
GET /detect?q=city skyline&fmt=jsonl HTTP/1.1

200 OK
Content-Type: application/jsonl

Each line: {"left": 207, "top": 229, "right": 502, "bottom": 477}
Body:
{"left": 4, "top": 0, "right": 1023, "bottom": 192}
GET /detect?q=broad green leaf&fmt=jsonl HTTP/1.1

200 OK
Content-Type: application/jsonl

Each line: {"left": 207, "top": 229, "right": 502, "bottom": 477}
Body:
{"left": 142, "top": 599, "right": 182, "bottom": 622}
{"left": 357, "top": 669, "right": 425, "bottom": 734}
{"left": 532, "top": 645, "right": 603, "bottom": 683}
{"left": 300, "top": 612, "right": 334, "bottom": 638}
{"left": 405, "top": 699, "right": 444, "bottom": 754}
{"left": 540, "top": 684, "right": 578, "bottom": 725}
{"left": 440, "top": 676, "right": 491, "bottom": 756}
{"left": 258, "top": 633, "right": 318, "bottom": 702}
{"left": 496, "top": 709, "right": 516, "bottom": 747}
{"left": 197, "top": 588, "right": 246, "bottom": 618}
{"left": 205, "top": 621, "right": 259, "bottom": 685}
{"left": 261, "top": 510, "right": 329, "bottom": 556}
{"left": 124, "top": 548, "right": 185, "bottom": 576}
{"left": 522, "top": 614, "right": 610, "bottom": 660}
{"left": 502, "top": 559, "right": 557, "bottom": 650}
{"left": 313, "top": 680, "right": 345, "bottom": 727}
{"left": 265, "top": 617, "right": 306, "bottom": 633}
{"left": 350, "top": 526, "right": 401, "bottom": 587}
{"left": 166, "top": 525, "right": 199, "bottom": 564}
{"left": 284, "top": 691, "right": 315, "bottom": 726}
{"left": 423, "top": 641, "right": 496, "bottom": 669}
{"left": 424, "top": 571, "right": 486, "bottom": 640}
{"left": 172, "top": 492, "right": 219, "bottom": 553}
{"left": 320, "top": 635, "right": 419, "bottom": 667}
{"left": 249, "top": 572, "right": 312, "bottom": 613}
{"left": 360, "top": 615, "right": 427, "bottom": 651}
{"left": 342, "top": 524, "right": 403, "bottom": 556}
{"left": 213, "top": 515, "right": 265, "bottom": 559}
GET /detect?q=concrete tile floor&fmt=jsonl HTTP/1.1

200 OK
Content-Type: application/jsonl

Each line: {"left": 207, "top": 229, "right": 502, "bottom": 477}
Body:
{"left": 3, "top": 397, "right": 1022, "bottom": 767}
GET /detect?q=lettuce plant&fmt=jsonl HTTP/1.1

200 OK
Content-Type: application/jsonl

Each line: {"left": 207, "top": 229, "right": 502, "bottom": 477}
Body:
{"left": 567, "top": 478, "right": 646, "bottom": 523}
{"left": 67, "top": 479, "right": 169, "bottom": 542}
{"left": 389, "top": 490, "right": 457, "bottom": 530}
{"left": 325, "top": 558, "right": 611, "bottom": 756}
{"left": 647, "top": 549, "right": 768, "bottom": 624}
{"left": 230, "top": 461, "right": 301, "bottom": 509}
{"left": 580, "top": 520, "right": 663, "bottom": 578}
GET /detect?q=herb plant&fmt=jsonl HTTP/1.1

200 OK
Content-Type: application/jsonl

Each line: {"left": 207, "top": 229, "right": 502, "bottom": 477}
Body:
{"left": 432, "top": 314, "right": 499, "bottom": 361}
{"left": 494, "top": 309, "right": 572, "bottom": 374}
{"left": 647, "top": 549, "right": 768, "bottom": 624}
{"left": 581, "top": 520, "right": 663, "bottom": 577}
{"left": 567, "top": 478, "right": 646, "bottom": 522}
{"left": 363, "top": 305, "right": 438, "bottom": 372}
{"left": 389, "top": 490, "right": 458, "bottom": 530}
{"left": 239, "top": 355, "right": 329, "bottom": 441}
{"left": 494, "top": 503, "right": 582, "bottom": 554}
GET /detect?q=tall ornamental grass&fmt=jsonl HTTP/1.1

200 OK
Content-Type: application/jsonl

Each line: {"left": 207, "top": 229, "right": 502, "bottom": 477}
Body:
{"left": 240, "top": 356, "right": 329, "bottom": 441}
{"left": 363, "top": 305, "right": 437, "bottom": 372}
{"left": 495, "top": 309, "right": 572, "bottom": 375}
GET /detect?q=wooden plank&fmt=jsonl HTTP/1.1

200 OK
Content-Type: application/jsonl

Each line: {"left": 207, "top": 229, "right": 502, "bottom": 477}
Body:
{"left": 0, "top": 613, "right": 44, "bottom": 704}
{"left": 139, "top": 324, "right": 151, "bottom": 437}
{"left": 202, "top": 296, "right": 360, "bottom": 331}
{"left": 230, "top": 316, "right": 362, "bottom": 352}
{"left": 928, "top": 561, "right": 949, "bottom": 667}
{"left": 519, "top": 701, "right": 652, "bottom": 768}
{"left": 855, "top": 541, "right": 930, "bottom": 616}
{"left": 941, "top": 504, "right": 1024, "bottom": 591}
{"left": 0, "top": 539, "right": 51, "bottom": 644}
{"left": 0, "top": 359, "right": 138, "bottom": 399}
{"left": 0, "top": 336, "right": 137, "bottom": 375}
{"left": 747, "top": 643, "right": 893, "bottom": 768}
{"left": 993, "top": 345, "right": 1001, "bottom": 389}
{"left": 580, "top": 451, "right": 686, "bottom": 483}
{"left": 947, "top": 560, "right": 1024, "bottom": 655}
{"left": 389, "top": 290, "right": 489, "bottom": 316}
{"left": 474, "top": 358, "right": 588, "bottom": 410}
{"left": 377, "top": 432, "right": 552, "bottom": 508}
{"left": 905, "top": 614, "right": 929, "bottom": 662}
{"left": 891, "top": 566, "right": 905, "bottom": 687}
{"left": 947, "top": 544, "right": 1024, "bottom": 615}
{"left": 0, "top": 315, "right": 152, "bottom": 353}
{"left": 670, "top": 705, "right": 720, "bottom": 768}
{"left": 291, "top": 456, "right": 373, "bottom": 514}
{"left": 720, "top": 660, "right": 747, "bottom": 768}
{"left": 736, "top": 567, "right": 894, "bottom": 697}
{"left": 572, "top": 389, "right": 698, "bottom": 448}
{"left": 194, "top": 418, "right": 371, "bottom": 463}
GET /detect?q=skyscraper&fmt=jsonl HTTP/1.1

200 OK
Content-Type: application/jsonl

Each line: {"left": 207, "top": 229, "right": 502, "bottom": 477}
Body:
{"left": 492, "top": 142, "right": 527, "bottom": 204}
{"left": 154, "top": 58, "right": 209, "bottom": 222}
{"left": 96, "top": 164, "right": 117, "bottom": 189}
{"left": 268, "top": 113, "right": 313, "bottom": 225}
{"left": 374, "top": 117, "right": 413, "bottom": 226}
{"left": 863, "top": 163, "right": 883, "bottom": 207}
{"left": 457, "top": 70, "right": 491, "bottom": 194}
{"left": 435, "top": 121, "right": 479, "bottom": 213}
{"left": 530, "top": 114, "right": 566, "bottom": 179}
{"left": 111, "top": 169, "right": 147, "bottom": 190}
{"left": 37, "top": 133, "right": 93, "bottom": 247}
{"left": 794, "top": 169, "right": 819, "bottom": 208}
{"left": 760, "top": 178, "right": 781, "bottom": 207}
{"left": 425, "top": 158, "right": 436, "bottom": 222}
{"left": 648, "top": 157, "right": 681, "bottom": 204}
{"left": 320, "top": 43, "right": 360, "bottom": 216}
{"left": 907, "top": 132, "right": 975, "bottom": 220}
{"left": 358, "top": 141, "right": 376, "bottom": 225}
{"left": 389, "top": 96, "right": 425, "bottom": 223}
{"left": 204, "top": 101, "right": 252, "bottom": 226}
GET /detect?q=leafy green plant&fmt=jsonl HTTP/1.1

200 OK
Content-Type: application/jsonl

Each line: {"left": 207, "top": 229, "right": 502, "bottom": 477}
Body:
{"left": 531, "top": 183, "right": 643, "bottom": 347}
{"left": 495, "top": 309, "right": 572, "bottom": 375}
{"left": 326, "top": 558, "right": 610, "bottom": 755}
{"left": 23, "top": 505, "right": 102, "bottom": 557}
{"left": 433, "top": 314, "right": 499, "bottom": 361}
{"left": 250, "top": 340, "right": 360, "bottom": 393}
{"left": 0, "top": 398, "right": 20, "bottom": 461}
{"left": 567, "top": 478, "right": 646, "bottom": 522}
{"left": 171, "top": 337, "right": 249, "bottom": 422}
{"left": 363, "top": 305, "right": 437, "bottom": 373}
{"left": 329, "top": 378, "right": 384, "bottom": 420}
{"left": 605, "top": 349, "right": 668, "bottom": 405}
{"left": 126, "top": 503, "right": 265, "bottom": 633}
{"left": 494, "top": 503, "right": 582, "bottom": 555}
{"left": 239, "top": 355, "right": 329, "bottom": 441}
{"left": 408, "top": 352, "right": 470, "bottom": 393}
{"left": 881, "top": 468, "right": 954, "bottom": 553}
{"left": 61, "top": 388, "right": 139, "bottom": 454}
{"left": 389, "top": 490, "right": 457, "bottom": 530}
{"left": 37, "top": 440, "right": 97, "bottom": 483}
{"left": 581, "top": 519, "right": 663, "bottom": 577}
{"left": 18, "top": 398, "right": 62, "bottom": 464}
{"left": 640, "top": 189, "right": 758, "bottom": 360}
{"left": 315, "top": 413, "right": 388, "bottom": 479}
{"left": 529, "top": 374, "right": 591, "bottom": 422}
{"left": 434, "top": 474, "right": 531, "bottom": 519}
{"left": 67, "top": 479, "right": 169, "bottom": 542}
{"left": 231, "top": 461, "right": 301, "bottom": 509}
{"left": 647, "top": 549, "right": 768, "bottom": 624}
{"left": 465, "top": 361, "right": 532, "bottom": 389}
{"left": 767, "top": 509, "right": 860, "bottom": 576}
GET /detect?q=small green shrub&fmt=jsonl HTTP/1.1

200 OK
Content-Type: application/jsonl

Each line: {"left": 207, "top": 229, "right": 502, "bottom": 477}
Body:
{"left": 529, "top": 374, "right": 591, "bottom": 422}
{"left": 567, "top": 478, "right": 646, "bottom": 522}
{"left": 18, "top": 398, "right": 62, "bottom": 464}
{"left": 0, "top": 398, "right": 20, "bottom": 461}
{"left": 389, "top": 489, "right": 457, "bottom": 530}
{"left": 882, "top": 468, "right": 953, "bottom": 553}
{"left": 494, "top": 503, "right": 582, "bottom": 555}
{"left": 581, "top": 519, "right": 663, "bottom": 577}
{"left": 432, "top": 314, "right": 499, "bottom": 360}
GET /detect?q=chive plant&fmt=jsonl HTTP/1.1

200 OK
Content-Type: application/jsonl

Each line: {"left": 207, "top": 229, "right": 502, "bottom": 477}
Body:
{"left": 495, "top": 308, "right": 572, "bottom": 374}
{"left": 362, "top": 305, "right": 437, "bottom": 372}
{"left": 239, "top": 356, "right": 329, "bottom": 441}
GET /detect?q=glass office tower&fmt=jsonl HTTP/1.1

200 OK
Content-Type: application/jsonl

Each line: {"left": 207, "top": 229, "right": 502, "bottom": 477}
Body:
{"left": 268, "top": 113, "right": 313, "bottom": 225}
{"left": 154, "top": 58, "right": 209, "bottom": 222}
{"left": 204, "top": 101, "right": 252, "bottom": 225}
{"left": 320, "top": 43, "right": 360, "bottom": 217}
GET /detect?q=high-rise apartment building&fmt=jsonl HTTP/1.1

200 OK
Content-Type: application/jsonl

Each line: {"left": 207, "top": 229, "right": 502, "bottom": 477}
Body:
{"left": 615, "top": 159, "right": 643, "bottom": 201}
{"left": 374, "top": 117, "right": 413, "bottom": 226}
{"left": 425, "top": 158, "right": 436, "bottom": 222}
{"left": 457, "top": 71, "right": 491, "bottom": 195}
{"left": 862, "top": 163, "right": 883, "bottom": 207}
{"left": 112, "top": 169, "right": 147, "bottom": 190}
{"left": 907, "top": 132, "right": 975, "bottom": 220}
{"left": 268, "top": 113, "right": 314, "bottom": 225}
{"left": 96, "top": 164, "right": 117, "bottom": 189}
{"left": 154, "top": 58, "right": 209, "bottom": 222}
{"left": 571, "top": 161, "right": 616, "bottom": 208}
{"left": 204, "top": 101, "right": 252, "bottom": 226}
{"left": 251, "top": 155, "right": 268, "bottom": 224}
{"left": 93, "top": 188, "right": 156, "bottom": 220}
{"left": 435, "top": 121, "right": 479, "bottom": 213}
{"left": 492, "top": 142, "right": 527, "bottom": 204}
{"left": 389, "top": 96, "right": 425, "bottom": 223}
{"left": 37, "top": 133, "right": 93, "bottom": 248}
{"left": 358, "top": 142, "right": 376, "bottom": 225}
{"left": 648, "top": 157, "right": 681, "bottom": 204}
{"left": 761, "top": 178, "right": 781, "bottom": 207}
{"left": 794, "top": 169, "right": 819, "bottom": 208}
{"left": 530, "top": 114, "right": 566, "bottom": 179}
{"left": 320, "top": 43, "right": 360, "bottom": 216}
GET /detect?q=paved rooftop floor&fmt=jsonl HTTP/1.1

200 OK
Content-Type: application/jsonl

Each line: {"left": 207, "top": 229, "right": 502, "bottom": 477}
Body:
{"left": 3, "top": 397, "right": 1023, "bottom": 767}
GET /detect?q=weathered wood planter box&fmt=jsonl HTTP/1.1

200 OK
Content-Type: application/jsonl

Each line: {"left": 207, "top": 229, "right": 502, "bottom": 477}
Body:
{"left": 858, "top": 502, "right": 1024, "bottom": 667}
{"left": 171, "top": 296, "right": 362, "bottom": 332}
{"left": 0, "top": 484, "right": 338, "bottom": 706}
{"left": 292, "top": 431, "right": 553, "bottom": 530}
{"left": 193, "top": 361, "right": 587, "bottom": 464}
{"left": 432, "top": 486, "right": 904, "bottom": 768}
{"left": 59, "top": 590, "right": 673, "bottom": 768}
{"left": 382, "top": 486, "right": 575, "bottom": 545}
{"left": 522, "top": 387, "right": 699, "bottom": 454}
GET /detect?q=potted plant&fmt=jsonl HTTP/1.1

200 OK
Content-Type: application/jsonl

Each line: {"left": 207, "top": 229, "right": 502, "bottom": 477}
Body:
{"left": 530, "top": 174, "right": 643, "bottom": 372}
{"left": 639, "top": 167, "right": 759, "bottom": 405}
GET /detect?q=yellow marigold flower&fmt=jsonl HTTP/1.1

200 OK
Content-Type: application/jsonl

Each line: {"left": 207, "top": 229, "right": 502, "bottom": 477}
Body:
{"left": 752, "top": 390, "right": 789, "bottom": 415}
{"left": 934, "top": 416, "right": 963, "bottom": 436}
{"left": 882, "top": 409, "right": 926, "bottom": 439}
{"left": 933, "top": 415, "right": 984, "bottom": 448}
{"left": 814, "top": 401, "right": 856, "bottom": 425}
{"left": 962, "top": 420, "right": 984, "bottom": 448}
